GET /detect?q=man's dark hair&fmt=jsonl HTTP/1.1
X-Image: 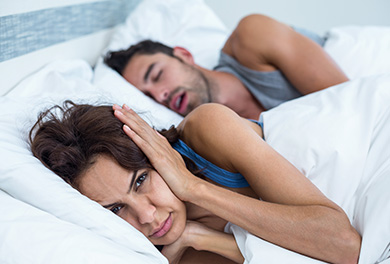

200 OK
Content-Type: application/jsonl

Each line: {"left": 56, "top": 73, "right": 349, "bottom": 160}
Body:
{"left": 104, "top": 40, "right": 174, "bottom": 75}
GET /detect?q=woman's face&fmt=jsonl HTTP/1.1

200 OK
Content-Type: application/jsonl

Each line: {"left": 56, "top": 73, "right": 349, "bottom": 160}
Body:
{"left": 78, "top": 155, "right": 187, "bottom": 245}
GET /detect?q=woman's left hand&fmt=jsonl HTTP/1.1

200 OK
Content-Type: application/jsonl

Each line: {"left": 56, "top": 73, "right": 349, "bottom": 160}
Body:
{"left": 113, "top": 104, "right": 199, "bottom": 200}
{"left": 162, "top": 220, "right": 244, "bottom": 264}
{"left": 160, "top": 220, "right": 195, "bottom": 264}
{"left": 160, "top": 220, "right": 207, "bottom": 264}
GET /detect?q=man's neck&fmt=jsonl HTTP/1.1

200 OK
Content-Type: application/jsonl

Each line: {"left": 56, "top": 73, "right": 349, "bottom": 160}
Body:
{"left": 205, "top": 70, "right": 265, "bottom": 120}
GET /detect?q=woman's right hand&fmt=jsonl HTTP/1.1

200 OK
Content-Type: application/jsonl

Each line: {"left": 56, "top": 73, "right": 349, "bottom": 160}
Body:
{"left": 113, "top": 104, "right": 201, "bottom": 201}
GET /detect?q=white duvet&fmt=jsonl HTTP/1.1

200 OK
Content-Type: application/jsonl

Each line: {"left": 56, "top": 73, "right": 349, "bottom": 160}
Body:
{"left": 226, "top": 74, "right": 390, "bottom": 264}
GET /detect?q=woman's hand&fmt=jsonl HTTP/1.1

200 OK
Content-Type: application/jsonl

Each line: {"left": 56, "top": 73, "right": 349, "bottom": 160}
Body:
{"left": 162, "top": 220, "right": 244, "bottom": 264}
{"left": 112, "top": 104, "right": 200, "bottom": 200}
{"left": 161, "top": 221, "right": 208, "bottom": 264}
{"left": 160, "top": 220, "right": 194, "bottom": 264}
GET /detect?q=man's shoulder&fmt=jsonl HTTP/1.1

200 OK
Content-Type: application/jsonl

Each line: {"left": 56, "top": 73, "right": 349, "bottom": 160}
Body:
{"left": 221, "top": 14, "right": 291, "bottom": 71}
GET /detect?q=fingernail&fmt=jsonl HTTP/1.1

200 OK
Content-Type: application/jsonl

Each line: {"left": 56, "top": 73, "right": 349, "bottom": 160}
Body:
{"left": 113, "top": 104, "right": 121, "bottom": 110}
{"left": 123, "top": 104, "right": 131, "bottom": 110}
{"left": 123, "top": 124, "right": 131, "bottom": 131}
{"left": 114, "top": 109, "right": 123, "bottom": 116}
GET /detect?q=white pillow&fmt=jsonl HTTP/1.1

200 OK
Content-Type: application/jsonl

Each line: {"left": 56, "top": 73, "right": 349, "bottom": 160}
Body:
{"left": 0, "top": 190, "right": 157, "bottom": 264}
{"left": 324, "top": 26, "right": 390, "bottom": 80}
{"left": 103, "top": 0, "right": 228, "bottom": 69}
{"left": 5, "top": 59, "right": 94, "bottom": 98}
{"left": 93, "top": 62, "right": 183, "bottom": 129}
{"left": 93, "top": 0, "right": 229, "bottom": 125}
{"left": 0, "top": 61, "right": 167, "bottom": 263}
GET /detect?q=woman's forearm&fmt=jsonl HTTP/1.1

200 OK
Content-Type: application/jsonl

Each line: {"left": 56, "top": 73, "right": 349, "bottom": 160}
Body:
{"left": 185, "top": 179, "right": 360, "bottom": 264}
{"left": 189, "top": 225, "right": 244, "bottom": 263}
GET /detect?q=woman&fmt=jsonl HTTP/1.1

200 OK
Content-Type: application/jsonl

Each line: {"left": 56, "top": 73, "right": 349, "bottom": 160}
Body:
{"left": 29, "top": 101, "right": 361, "bottom": 264}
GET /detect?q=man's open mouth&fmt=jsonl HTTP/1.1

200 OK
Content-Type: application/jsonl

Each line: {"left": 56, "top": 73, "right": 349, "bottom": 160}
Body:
{"left": 170, "top": 92, "right": 187, "bottom": 114}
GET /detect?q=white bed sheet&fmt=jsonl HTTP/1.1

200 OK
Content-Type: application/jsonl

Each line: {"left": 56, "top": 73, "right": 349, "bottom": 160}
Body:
{"left": 324, "top": 26, "right": 390, "bottom": 80}
{"left": 227, "top": 74, "right": 390, "bottom": 264}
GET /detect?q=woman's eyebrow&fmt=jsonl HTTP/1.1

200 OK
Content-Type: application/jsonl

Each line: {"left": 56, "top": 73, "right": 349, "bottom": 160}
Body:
{"left": 127, "top": 170, "right": 138, "bottom": 194}
{"left": 102, "top": 170, "right": 138, "bottom": 208}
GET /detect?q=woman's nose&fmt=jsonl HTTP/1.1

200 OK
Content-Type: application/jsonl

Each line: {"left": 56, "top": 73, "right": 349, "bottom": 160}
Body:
{"left": 135, "top": 202, "right": 156, "bottom": 225}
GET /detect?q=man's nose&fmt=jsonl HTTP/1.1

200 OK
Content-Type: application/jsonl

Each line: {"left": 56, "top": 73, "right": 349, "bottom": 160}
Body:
{"left": 151, "top": 85, "right": 170, "bottom": 104}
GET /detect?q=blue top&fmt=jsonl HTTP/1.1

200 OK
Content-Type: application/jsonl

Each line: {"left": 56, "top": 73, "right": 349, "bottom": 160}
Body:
{"left": 172, "top": 120, "right": 264, "bottom": 188}
{"left": 213, "top": 27, "right": 326, "bottom": 110}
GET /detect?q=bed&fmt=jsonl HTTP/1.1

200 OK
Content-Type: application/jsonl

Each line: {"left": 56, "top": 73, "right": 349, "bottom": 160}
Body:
{"left": 1, "top": 0, "right": 390, "bottom": 263}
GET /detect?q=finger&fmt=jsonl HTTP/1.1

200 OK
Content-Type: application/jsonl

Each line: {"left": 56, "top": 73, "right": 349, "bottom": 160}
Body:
{"left": 122, "top": 104, "right": 131, "bottom": 111}
{"left": 114, "top": 108, "right": 162, "bottom": 143}
{"left": 114, "top": 109, "right": 149, "bottom": 135}
{"left": 123, "top": 124, "right": 177, "bottom": 172}
{"left": 112, "top": 104, "right": 121, "bottom": 111}
{"left": 120, "top": 105, "right": 152, "bottom": 130}
{"left": 114, "top": 107, "right": 151, "bottom": 133}
{"left": 117, "top": 110, "right": 169, "bottom": 154}
{"left": 123, "top": 124, "right": 158, "bottom": 158}
{"left": 113, "top": 108, "right": 173, "bottom": 159}
{"left": 155, "top": 129, "right": 166, "bottom": 139}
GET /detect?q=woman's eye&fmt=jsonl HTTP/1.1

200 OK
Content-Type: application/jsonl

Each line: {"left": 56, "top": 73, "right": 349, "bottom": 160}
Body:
{"left": 111, "top": 205, "right": 123, "bottom": 215}
{"left": 135, "top": 172, "right": 148, "bottom": 190}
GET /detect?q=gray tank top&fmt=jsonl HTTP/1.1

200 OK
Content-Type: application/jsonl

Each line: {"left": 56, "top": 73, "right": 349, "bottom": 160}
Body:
{"left": 213, "top": 27, "right": 326, "bottom": 110}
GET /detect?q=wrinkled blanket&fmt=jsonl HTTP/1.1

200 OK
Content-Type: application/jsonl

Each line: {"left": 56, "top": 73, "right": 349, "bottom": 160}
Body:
{"left": 227, "top": 74, "right": 390, "bottom": 264}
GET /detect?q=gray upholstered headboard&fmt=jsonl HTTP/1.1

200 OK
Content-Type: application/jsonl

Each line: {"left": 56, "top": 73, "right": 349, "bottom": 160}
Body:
{"left": 0, "top": 0, "right": 141, "bottom": 95}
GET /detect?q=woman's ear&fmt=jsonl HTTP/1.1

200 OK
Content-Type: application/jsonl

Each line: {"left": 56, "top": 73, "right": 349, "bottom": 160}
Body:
{"left": 173, "top": 46, "right": 195, "bottom": 65}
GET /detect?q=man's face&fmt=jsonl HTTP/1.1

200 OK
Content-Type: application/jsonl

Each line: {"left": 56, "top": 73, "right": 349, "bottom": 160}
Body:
{"left": 122, "top": 52, "right": 212, "bottom": 116}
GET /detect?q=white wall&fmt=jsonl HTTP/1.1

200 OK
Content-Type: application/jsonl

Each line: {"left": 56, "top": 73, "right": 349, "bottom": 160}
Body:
{"left": 204, "top": 0, "right": 390, "bottom": 35}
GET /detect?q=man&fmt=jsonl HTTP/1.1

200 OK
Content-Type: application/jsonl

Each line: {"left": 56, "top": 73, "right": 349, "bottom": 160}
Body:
{"left": 104, "top": 14, "right": 348, "bottom": 120}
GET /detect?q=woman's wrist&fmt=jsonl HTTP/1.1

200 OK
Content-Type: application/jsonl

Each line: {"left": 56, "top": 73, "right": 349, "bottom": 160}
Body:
{"left": 190, "top": 224, "right": 244, "bottom": 263}
{"left": 177, "top": 170, "right": 206, "bottom": 202}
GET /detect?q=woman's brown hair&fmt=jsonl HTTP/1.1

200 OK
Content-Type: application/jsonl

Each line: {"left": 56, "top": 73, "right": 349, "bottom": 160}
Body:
{"left": 29, "top": 100, "right": 202, "bottom": 189}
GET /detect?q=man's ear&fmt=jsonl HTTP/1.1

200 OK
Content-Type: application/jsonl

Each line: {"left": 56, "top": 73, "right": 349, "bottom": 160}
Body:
{"left": 173, "top": 46, "right": 195, "bottom": 65}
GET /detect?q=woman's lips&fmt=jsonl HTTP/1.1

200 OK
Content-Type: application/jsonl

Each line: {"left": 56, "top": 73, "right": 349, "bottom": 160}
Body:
{"left": 151, "top": 213, "right": 172, "bottom": 238}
